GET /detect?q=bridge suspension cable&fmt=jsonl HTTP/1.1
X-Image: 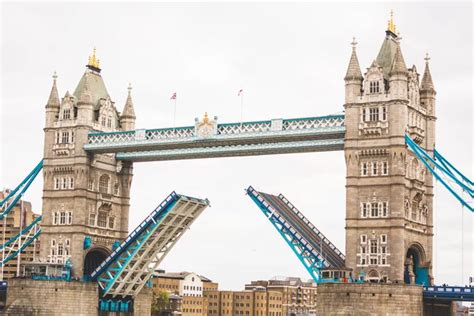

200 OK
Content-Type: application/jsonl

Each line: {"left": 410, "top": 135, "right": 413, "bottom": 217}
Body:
{"left": 405, "top": 135, "right": 473, "bottom": 212}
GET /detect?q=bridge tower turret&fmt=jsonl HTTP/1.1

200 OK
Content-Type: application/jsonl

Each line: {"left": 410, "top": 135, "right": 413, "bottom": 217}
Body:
{"left": 343, "top": 13, "right": 436, "bottom": 285}
{"left": 40, "top": 49, "right": 135, "bottom": 278}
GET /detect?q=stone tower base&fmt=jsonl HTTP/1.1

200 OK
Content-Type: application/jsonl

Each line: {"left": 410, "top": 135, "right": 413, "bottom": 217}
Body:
{"left": 316, "top": 282, "right": 423, "bottom": 316}
{"left": 2, "top": 279, "right": 152, "bottom": 316}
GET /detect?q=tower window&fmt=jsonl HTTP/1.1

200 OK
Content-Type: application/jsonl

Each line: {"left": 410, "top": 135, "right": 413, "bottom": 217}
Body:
{"left": 381, "top": 234, "right": 387, "bottom": 243}
{"left": 107, "top": 116, "right": 112, "bottom": 128}
{"left": 372, "top": 162, "right": 378, "bottom": 176}
{"left": 371, "top": 203, "right": 379, "bottom": 217}
{"left": 382, "top": 107, "right": 387, "bottom": 121}
{"left": 109, "top": 217, "right": 115, "bottom": 229}
{"left": 69, "top": 177, "right": 74, "bottom": 189}
{"left": 60, "top": 212, "right": 67, "bottom": 225}
{"left": 61, "top": 131, "right": 70, "bottom": 144}
{"left": 89, "top": 213, "right": 96, "bottom": 226}
{"left": 382, "top": 161, "right": 389, "bottom": 175}
{"left": 369, "top": 107, "right": 379, "bottom": 121}
{"left": 361, "top": 203, "right": 368, "bottom": 218}
{"left": 97, "top": 211, "right": 107, "bottom": 228}
{"left": 361, "top": 162, "right": 368, "bottom": 176}
{"left": 101, "top": 116, "right": 106, "bottom": 126}
{"left": 370, "top": 240, "right": 378, "bottom": 254}
{"left": 360, "top": 235, "right": 367, "bottom": 244}
{"left": 369, "top": 81, "right": 380, "bottom": 94}
{"left": 63, "top": 109, "right": 71, "bottom": 120}
{"left": 53, "top": 212, "right": 58, "bottom": 225}
{"left": 382, "top": 202, "right": 388, "bottom": 217}
{"left": 99, "top": 175, "right": 110, "bottom": 194}
{"left": 56, "top": 132, "right": 60, "bottom": 144}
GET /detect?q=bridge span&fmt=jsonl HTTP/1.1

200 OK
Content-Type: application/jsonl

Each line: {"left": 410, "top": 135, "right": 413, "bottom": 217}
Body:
{"left": 84, "top": 114, "right": 345, "bottom": 161}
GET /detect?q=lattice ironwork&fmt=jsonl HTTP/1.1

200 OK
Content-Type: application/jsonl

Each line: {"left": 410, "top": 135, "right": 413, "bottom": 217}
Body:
{"left": 91, "top": 192, "right": 209, "bottom": 298}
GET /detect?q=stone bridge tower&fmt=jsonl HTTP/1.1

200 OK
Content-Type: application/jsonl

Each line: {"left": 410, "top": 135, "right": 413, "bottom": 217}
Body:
{"left": 343, "top": 16, "right": 436, "bottom": 284}
{"left": 41, "top": 50, "right": 136, "bottom": 278}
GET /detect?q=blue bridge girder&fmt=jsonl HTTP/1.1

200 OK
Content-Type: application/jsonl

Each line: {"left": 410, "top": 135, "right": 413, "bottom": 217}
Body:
{"left": 423, "top": 286, "right": 474, "bottom": 301}
{"left": 246, "top": 186, "right": 345, "bottom": 283}
{"left": 84, "top": 114, "right": 345, "bottom": 161}
{"left": 91, "top": 191, "right": 209, "bottom": 298}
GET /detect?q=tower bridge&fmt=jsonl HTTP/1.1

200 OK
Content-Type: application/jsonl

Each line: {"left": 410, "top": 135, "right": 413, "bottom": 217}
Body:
{"left": 1, "top": 13, "right": 473, "bottom": 315}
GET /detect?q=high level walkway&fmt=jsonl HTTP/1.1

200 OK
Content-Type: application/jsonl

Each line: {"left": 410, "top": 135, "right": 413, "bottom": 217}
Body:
{"left": 84, "top": 114, "right": 345, "bottom": 161}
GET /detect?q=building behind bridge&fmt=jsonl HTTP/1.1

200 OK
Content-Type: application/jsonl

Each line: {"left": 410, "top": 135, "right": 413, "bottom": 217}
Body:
{"left": 0, "top": 189, "right": 40, "bottom": 279}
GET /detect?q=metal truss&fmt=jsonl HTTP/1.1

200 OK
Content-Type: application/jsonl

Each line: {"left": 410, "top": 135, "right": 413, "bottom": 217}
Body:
{"left": 115, "top": 138, "right": 344, "bottom": 162}
{"left": 84, "top": 114, "right": 345, "bottom": 158}
{"left": 405, "top": 135, "right": 473, "bottom": 212}
{"left": 247, "top": 186, "right": 337, "bottom": 283}
{"left": 0, "top": 216, "right": 42, "bottom": 267}
{"left": 0, "top": 161, "right": 43, "bottom": 221}
{"left": 91, "top": 192, "right": 210, "bottom": 298}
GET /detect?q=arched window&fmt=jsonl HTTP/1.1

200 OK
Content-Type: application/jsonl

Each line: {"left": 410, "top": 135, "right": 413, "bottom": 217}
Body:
{"left": 99, "top": 175, "right": 110, "bottom": 194}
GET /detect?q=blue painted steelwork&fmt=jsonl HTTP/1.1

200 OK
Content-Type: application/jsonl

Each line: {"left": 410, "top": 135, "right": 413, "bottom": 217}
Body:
{"left": 84, "top": 114, "right": 345, "bottom": 159}
{"left": 91, "top": 192, "right": 180, "bottom": 282}
{"left": 0, "top": 161, "right": 43, "bottom": 220}
{"left": 91, "top": 192, "right": 210, "bottom": 298}
{"left": 116, "top": 138, "right": 345, "bottom": 162}
{"left": 247, "top": 186, "right": 345, "bottom": 283}
{"left": 423, "top": 286, "right": 474, "bottom": 301}
{"left": 405, "top": 135, "right": 473, "bottom": 211}
{"left": 0, "top": 216, "right": 42, "bottom": 267}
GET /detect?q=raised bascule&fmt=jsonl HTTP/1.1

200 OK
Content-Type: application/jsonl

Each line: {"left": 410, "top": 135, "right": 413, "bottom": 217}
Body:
{"left": 1, "top": 13, "right": 473, "bottom": 315}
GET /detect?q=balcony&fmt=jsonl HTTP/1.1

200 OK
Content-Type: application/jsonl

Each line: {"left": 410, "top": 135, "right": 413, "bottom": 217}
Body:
{"left": 358, "top": 120, "right": 389, "bottom": 136}
{"left": 407, "top": 125, "right": 425, "bottom": 144}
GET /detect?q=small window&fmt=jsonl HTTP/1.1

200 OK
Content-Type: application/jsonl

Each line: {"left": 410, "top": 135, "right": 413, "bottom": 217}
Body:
{"left": 71, "top": 131, "right": 75, "bottom": 143}
{"left": 53, "top": 212, "right": 58, "bottom": 225}
{"left": 107, "top": 116, "right": 112, "bottom": 128}
{"left": 382, "top": 161, "right": 389, "bottom": 175}
{"left": 99, "top": 175, "right": 110, "bottom": 194}
{"left": 372, "top": 161, "right": 378, "bottom": 176}
{"left": 361, "top": 162, "right": 368, "bottom": 176}
{"left": 97, "top": 211, "right": 107, "bottom": 228}
{"left": 61, "top": 131, "right": 69, "bottom": 144}
{"left": 370, "top": 240, "right": 378, "bottom": 254}
{"left": 101, "top": 116, "right": 106, "bottom": 126}
{"left": 382, "top": 202, "right": 388, "bottom": 217}
{"left": 54, "top": 178, "right": 60, "bottom": 190}
{"left": 63, "top": 109, "right": 71, "bottom": 120}
{"left": 369, "top": 107, "right": 379, "bottom": 121}
{"left": 371, "top": 203, "right": 379, "bottom": 217}
{"left": 56, "top": 132, "right": 60, "bottom": 144}
{"left": 360, "top": 235, "right": 367, "bottom": 244}
{"left": 361, "top": 203, "right": 368, "bottom": 218}
{"left": 69, "top": 177, "right": 74, "bottom": 189}
{"left": 67, "top": 211, "right": 72, "bottom": 225}
{"left": 382, "top": 107, "right": 387, "bottom": 121}
{"left": 61, "top": 178, "right": 67, "bottom": 190}
{"left": 381, "top": 234, "right": 387, "bottom": 243}
{"left": 369, "top": 81, "right": 380, "bottom": 94}
{"left": 60, "top": 212, "right": 67, "bottom": 225}
{"left": 109, "top": 217, "right": 114, "bottom": 229}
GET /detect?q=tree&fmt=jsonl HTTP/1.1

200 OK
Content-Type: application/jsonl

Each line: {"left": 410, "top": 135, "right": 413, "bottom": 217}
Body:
{"left": 152, "top": 290, "right": 170, "bottom": 313}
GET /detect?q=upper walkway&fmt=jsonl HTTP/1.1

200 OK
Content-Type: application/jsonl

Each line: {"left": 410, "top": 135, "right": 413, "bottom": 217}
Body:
{"left": 84, "top": 114, "right": 345, "bottom": 161}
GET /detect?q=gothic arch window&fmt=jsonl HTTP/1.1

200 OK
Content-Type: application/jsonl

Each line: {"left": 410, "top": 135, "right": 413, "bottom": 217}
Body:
{"left": 99, "top": 174, "right": 110, "bottom": 194}
{"left": 97, "top": 210, "right": 108, "bottom": 228}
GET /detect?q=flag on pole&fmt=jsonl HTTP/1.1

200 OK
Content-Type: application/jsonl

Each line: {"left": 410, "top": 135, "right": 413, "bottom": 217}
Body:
{"left": 170, "top": 92, "right": 177, "bottom": 100}
{"left": 238, "top": 89, "right": 243, "bottom": 96}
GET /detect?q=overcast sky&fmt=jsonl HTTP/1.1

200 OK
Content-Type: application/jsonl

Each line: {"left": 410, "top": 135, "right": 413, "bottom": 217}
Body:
{"left": 1, "top": 2, "right": 472, "bottom": 290}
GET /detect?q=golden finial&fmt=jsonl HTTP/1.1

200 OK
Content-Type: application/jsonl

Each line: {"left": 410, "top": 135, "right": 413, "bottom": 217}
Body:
{"left": 203, "top": 112, "right": 210, "bottom": 123}
{"left": 387, "top": 10, "right": 396, "bottom": 34}
{"left": 87, "top": 47, "right": 100, "bottom": 69}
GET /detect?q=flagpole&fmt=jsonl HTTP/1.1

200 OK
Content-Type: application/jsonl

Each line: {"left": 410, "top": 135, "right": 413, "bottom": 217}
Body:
{"left": 173, "top": 98, "right": 177, "bottom": 130}
{"left": 240, "top": 91, "right": 244, "bottom": 127}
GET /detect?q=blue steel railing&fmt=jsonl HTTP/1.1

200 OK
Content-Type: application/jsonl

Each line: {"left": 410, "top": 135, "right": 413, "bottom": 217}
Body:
{"left": 423, "top": 286, "right": 474, "bottom": 301}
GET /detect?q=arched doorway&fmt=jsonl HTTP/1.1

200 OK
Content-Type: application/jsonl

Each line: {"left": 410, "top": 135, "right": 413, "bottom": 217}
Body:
{"left": 83, "top": 248, "right": 109, "bottom": 279}
{"left": 367, "top": 270, "right": 380, "bottom": 283}
{"left": 404, "top": 244, "right": 428, "bottom": 285}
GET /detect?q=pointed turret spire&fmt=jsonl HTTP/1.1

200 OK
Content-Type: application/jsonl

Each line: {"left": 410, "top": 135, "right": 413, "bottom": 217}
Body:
{"left": 344, "top": 37, "right": 363, "bottom": 81}
{"left": 122, "top": 83, "right": 136, "bottom": 118}
{"left": 421, "top": 53, "right": 434, "bottom": 91}
{"left": 78, "top": 72, "right": 93, "bottom": 104}
{"left": 390, "top": 42, "right": 408, "bottom": 75}
{"left": 46, "top": 71, "right": 60, "bottom": 108}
